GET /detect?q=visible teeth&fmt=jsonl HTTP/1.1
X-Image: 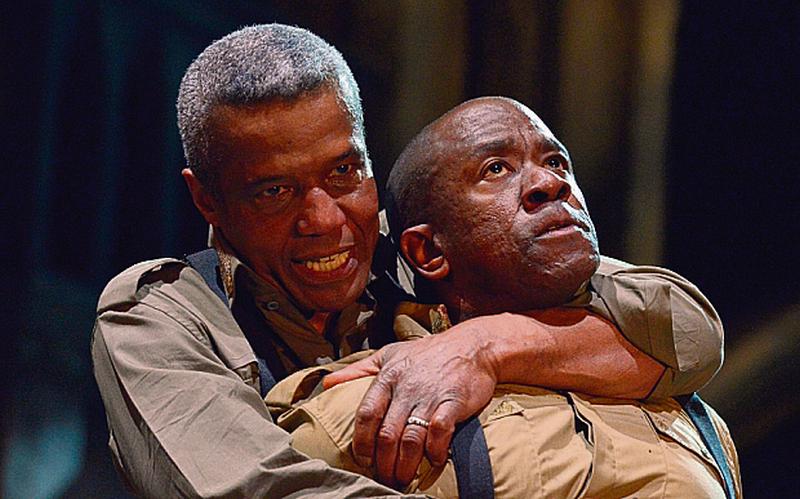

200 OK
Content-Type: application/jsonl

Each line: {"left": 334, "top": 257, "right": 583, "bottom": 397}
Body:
{"left": 303, "top": 251, "right": 350, "bottom": 272}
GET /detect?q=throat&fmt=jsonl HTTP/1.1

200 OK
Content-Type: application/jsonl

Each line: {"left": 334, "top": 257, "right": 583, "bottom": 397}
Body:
{"left": 451, "top": 295, "right": 479, "bottom": 323}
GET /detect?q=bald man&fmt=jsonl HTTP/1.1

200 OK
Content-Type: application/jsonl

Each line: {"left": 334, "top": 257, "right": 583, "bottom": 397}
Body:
{"left": 268, "top": 97, "right": 741, "bottom": 498}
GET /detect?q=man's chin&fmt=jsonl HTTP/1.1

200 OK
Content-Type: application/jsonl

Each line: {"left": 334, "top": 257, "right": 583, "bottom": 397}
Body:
{"left": 295, "top": 292, "right": 361, "bottom": 314}
{"left": 288, "top": 276, "right": 369, "bottom": 314}
{"left": 512, "top": 253, "right": 598, "bottom": 308}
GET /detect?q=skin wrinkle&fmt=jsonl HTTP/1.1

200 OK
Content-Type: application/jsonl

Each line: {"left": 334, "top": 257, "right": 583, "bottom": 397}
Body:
{"left": 417, "top": 98, "right": 599, "bottom": 318}
{"left": 184, "top": 90, "right": 379, "bottom": 316}
{"left": 178, "top": 25, "right": 370, "bottom": 192}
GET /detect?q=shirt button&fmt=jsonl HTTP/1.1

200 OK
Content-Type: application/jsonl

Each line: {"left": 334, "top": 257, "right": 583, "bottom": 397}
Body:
{"left": 264, "top": 301, "right": 280, "bottom": 311}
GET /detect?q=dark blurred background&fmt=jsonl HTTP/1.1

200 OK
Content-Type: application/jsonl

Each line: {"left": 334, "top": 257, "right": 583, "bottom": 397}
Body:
{"left": 2, "top": 1, "right": 798, "bottom": 497}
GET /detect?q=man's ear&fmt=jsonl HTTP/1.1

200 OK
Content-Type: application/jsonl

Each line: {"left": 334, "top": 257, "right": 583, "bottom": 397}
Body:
{"left": 182, "top": 168, "right": 222, "bottom": 226}
{"left": 399, "top": 224, "right": 450, "bottom": 280}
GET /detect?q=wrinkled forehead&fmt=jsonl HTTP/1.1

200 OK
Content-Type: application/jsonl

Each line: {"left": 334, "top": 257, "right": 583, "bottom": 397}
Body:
{"left": 438, "top": 99, "right": 563, "bottom": 159}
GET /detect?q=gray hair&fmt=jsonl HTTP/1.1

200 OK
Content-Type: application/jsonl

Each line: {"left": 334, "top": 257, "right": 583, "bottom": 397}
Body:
{"left": 177, "top": 24, "right": 368, "bottom": 192}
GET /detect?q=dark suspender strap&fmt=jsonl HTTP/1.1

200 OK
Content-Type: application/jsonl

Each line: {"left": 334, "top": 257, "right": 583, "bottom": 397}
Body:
{"left": 185, "top": 249, "right": 279, "bottom": 396}
{"left": 370, "top": 236, "right": 495, "bottom": 495}
{"left": 450, "top": 416, "right": 495, "bottom": 499}
{"left": 367, "top": 234, "right": 416, "bottom": 349}
{"left": 189, "top": 247, "right": 496, "bottom": 495}
{"left": 233, "top": 294, "right": 287, "bottom": 394}
{"left": 185, "top": 249, "right": 227, "bottom": 305}
{"left": 679, "top": 393, "right": 737, "bottom": 498}
{"left": 366, "top": 271, "right": 415, "bottom": 349}
{"left": 255, "top": 358, "right": 277, "bottom": 398}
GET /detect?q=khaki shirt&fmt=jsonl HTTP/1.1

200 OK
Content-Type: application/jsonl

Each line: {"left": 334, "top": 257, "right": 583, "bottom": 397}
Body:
{"left": 268, "top": 310, "right": 741, "bottom": 498}
{"left": 91, "top": 251, "right": 723, "bottom": 497}
{"left": 275, "top": 379, "right": 742, "bottom": 498}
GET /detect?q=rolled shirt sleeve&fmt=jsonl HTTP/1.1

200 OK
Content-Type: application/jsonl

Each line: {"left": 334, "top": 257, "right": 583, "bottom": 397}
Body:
{"left": 585, "top": 256, "right": 724, "bottom": 398}
{"left": 91, "top": 260, "right": 410, "bottom": 498}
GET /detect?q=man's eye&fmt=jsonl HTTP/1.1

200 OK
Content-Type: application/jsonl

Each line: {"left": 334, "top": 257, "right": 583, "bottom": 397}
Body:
{"left": 482, "top": 161, "right": 511, "bottom": 179}
{"left": 329, "top": 163, "right": 365, "bottom": 187}
{"left": 334, "top": 164, "right": 353, "bottom": 175}
{"left": 259, "top": 185, "right": 290, "bottom": 198}
{"left": 332, "top": 163, "right": 364, "bottom": 178}
{"left": 545, "top": 156, "right": 567, "bottom": 170}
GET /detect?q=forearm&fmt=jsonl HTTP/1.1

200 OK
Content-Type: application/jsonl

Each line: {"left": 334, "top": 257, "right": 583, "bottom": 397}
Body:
{"left": 464, "top": 309, "right": 665, "bottom": 399}
{"left": 321, "top": 305, "right": 664, "bottom": 485}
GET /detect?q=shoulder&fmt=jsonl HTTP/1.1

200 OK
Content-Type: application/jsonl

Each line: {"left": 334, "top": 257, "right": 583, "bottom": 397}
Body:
{"left": 289, "top": 376, "right": 374, "bottom": 444}
{"left": 593, "top": 255, "right": 700, "bottom": 289}
{"left": 98, "top": 258, "right": 188, "bottom": 312}
{"left": 595, "top": 255, "right": 672, "bottom": 278}
{"left": 590, "top": 254, "right": 718, "bottom": 325}
{"left": 94, "top": 256, "right": 253, "bottom": 364}
{"left": 94, "top": 257, "right": 231, "bottom": 347}
{"left": 97, "top": 256, "right": 229, "bottom": 319}
{"left": 595, "top": 255, "right": 632, "bottom": 275}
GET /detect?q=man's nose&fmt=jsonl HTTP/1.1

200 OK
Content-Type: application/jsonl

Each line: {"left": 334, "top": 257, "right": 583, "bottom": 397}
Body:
{"left": 521, "top": 166, "right": 571, "bottom": 212}
{"left": 296, "top": 187, "right": 347, "bottom": 236}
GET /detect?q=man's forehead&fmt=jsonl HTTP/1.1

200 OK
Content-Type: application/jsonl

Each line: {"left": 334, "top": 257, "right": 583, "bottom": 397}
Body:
{"left": 439, "top": 99, "right": 563, "bottom": 155}
{"left": 213, "top": 96, "right": 348, "bottom": 134}
{"left": 206, "top": 94, "right": 367, "bottom": 180}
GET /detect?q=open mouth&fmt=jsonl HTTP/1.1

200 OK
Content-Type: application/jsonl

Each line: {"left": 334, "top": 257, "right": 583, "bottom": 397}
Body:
{"left": 297, "top": 250, "right": 351, "bottom": 273}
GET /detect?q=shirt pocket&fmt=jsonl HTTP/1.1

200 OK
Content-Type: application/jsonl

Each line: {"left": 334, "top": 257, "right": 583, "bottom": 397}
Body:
{"left": 643, "top": 400, "right": 723, "bottom": 478}
{"left": 487, "top": 387, "right": 595, "bottom": 499}
{"left": 569, "top": 393, "right": 669, "bottom": 498}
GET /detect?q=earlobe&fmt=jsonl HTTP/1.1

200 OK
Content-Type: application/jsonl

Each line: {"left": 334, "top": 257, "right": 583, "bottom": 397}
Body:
{"left": 399, "top": 224, "right": 450, "bottom": 280}
{"left": 182, "top": 168, "right": 221, "bottom": 226}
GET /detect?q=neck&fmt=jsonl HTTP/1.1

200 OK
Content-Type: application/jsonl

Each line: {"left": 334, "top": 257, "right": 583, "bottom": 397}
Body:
{"left": 438, "top": 289, "right": 484, "bottom": 323}
{"left": 442, "top": 289, "right": 576, "bottom": 323}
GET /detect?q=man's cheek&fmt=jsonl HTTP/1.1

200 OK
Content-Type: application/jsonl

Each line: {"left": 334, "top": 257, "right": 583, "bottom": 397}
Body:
{"left": 567, "top": 183, "right": 589, "bottom": 211}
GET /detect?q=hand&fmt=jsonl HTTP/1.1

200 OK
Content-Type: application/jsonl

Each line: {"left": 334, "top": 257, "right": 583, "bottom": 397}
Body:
{"left": 323, "top": 326, "right": 499, "bottom": 488}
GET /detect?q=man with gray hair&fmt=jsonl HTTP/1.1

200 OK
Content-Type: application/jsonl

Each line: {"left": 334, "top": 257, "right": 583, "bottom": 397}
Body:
{"left": 92, "top": 24, "right": 723, "bottom": 497}
{"left": 177, "top": 23, "right": 369, "bottom": 201}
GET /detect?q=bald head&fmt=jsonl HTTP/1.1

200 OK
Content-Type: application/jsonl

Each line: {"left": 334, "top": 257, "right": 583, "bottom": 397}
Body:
{"left": 386, "top": 97, "right": 565, "bottom": 238}
{"left": 386, "top": 97, "right": 599, "bottom": 317}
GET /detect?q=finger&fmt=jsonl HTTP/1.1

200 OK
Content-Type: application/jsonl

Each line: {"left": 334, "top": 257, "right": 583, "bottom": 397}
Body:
{"left": 351, "top": 375, "right": 392, "bottom": 468}
{"left": 425, "top": 401, "right": 460, "bottom": 467}
{"left": 323, "top": 353, "right": 382, "bottom": 389}
{"left": 394, "top": 416, "right": 429, "bottom": 487}
{"left": 373, "top": 390, "right": 415, "bottom": 485}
